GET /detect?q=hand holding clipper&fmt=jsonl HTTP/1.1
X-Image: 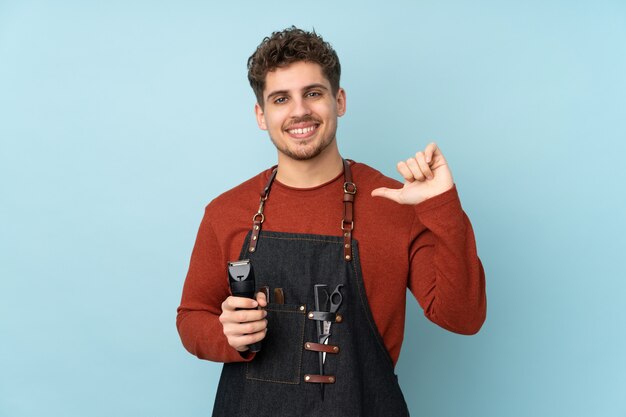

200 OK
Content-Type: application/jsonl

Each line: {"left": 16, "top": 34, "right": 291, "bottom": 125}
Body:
{"left": 227, "top": 260, "right": 264, "bottom": 352}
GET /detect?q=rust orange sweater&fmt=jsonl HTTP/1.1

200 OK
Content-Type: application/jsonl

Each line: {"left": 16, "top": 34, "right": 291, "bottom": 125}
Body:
{"left": 177, "top": 161, "right": 486, "bottom": 366}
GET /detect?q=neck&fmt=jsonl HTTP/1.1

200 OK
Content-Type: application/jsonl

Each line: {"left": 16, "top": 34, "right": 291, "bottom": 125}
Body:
{"left": 276, "top": 142, "right": 344, "bottom": 188}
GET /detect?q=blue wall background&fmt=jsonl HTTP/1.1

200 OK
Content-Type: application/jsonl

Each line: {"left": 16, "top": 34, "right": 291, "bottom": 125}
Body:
{"left": 1, "top": 1, "right": 625, "bottom": 416}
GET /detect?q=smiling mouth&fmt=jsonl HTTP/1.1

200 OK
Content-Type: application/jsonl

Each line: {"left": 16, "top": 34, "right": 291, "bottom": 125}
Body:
{"left": 286, "top": 124, "right": 319, "bottom": 139}
{"left": 288, "top": 125, "right": 316, "bottom": 134}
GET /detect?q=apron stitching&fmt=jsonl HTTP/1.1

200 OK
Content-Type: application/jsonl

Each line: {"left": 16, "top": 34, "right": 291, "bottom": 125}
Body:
{"left": 260, "top": 235, "right": 345, "bottom": 244}
{"left": 245, "top": 306, "right": 306, "bottom": 385}
{"left": 245, "top": 376, "right": 301, "bottom": 385}
{"left": 263, "top": 308, "right": 306, "bottom": 313}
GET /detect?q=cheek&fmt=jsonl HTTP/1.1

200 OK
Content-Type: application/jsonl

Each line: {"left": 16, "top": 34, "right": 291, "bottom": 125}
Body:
{"left": 318, "top": 107, "right": 335, "bottom": 123}
{"left": 267, "top": 117, "right": 282, "bottom": 131}
{"left": 318, "top": 102, "right": 336, "bottom": 118}
{"left": 265, "top": 111, "right": 286, "bottom": 130}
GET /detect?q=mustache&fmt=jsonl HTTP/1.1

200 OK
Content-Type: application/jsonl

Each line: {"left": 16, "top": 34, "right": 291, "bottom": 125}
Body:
{"left": 284, "top": 115, "right": 321, "bottom": 129}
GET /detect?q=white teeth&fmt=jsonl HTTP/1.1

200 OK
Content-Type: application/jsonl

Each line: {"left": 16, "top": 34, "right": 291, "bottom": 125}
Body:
{"left": 289, "top": 125, "right": 316, "bottom": 135}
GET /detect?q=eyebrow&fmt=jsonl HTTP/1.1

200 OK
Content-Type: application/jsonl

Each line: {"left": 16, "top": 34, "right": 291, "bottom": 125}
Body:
{"left": 265, "top": 83, "right": 329, "bottom": 101}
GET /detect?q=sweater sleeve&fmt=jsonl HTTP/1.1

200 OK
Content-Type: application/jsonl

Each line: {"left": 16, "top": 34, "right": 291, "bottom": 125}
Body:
{"left": 407, "top": 185, "right": 486, "bottom": 334}
{"left": 176, "top": 208, "right": 254, "bottom": 362}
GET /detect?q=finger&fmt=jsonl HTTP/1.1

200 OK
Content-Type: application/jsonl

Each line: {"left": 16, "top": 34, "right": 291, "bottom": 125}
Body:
{"left": 415, "top": 151, "right": 433, "bottom": 180}
{"left": 425, "top": 142, "right": 438, "bottom": 164}
{"left": 371, "top": 187, "right": 402, "bottom": 203}
{"left": 224, "top": 296, "right": 258, "bottom": 311}
{"left": 396, "top": 161, "right": 414, "bottom": 182}
{"left": 255, "top": 291, "right": 268, "bottom": 307}
{"left": 230, "top": 329, "right": 268, "bottom": 351}
{"left": 224, "top": 318, "right": 268, "bottom": 337}
{"left": 233, "top": 308, "right": 267, "bottom": 324}
{"left": 406, "top": 157, "right": 426, "bottom": 181}
{"left": 427, "top": 143, "right": 448, "bottom": 169}
{"left": 219, "top": 307, "right": 266, "bottom": 325}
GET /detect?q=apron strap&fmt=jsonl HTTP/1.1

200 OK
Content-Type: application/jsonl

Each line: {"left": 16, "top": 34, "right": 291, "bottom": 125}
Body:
{"left": 341, "top": 159, "right": 356, "bottom": 261}
{"left": 248, "top": 167, "right": 277, "bottom": 253}
{"left": 247, "top": 160, "right": 356, "bottom": 262}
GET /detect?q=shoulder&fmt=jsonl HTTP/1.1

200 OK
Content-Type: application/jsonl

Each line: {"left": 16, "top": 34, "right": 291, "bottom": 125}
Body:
{"left": 349, "top": 161, "right": 415, "bottom": 219}
{"left": 205, "top": 168, "right": 273, "bottom": 218}
{"left": 350, "top": 161, "right": 403, "bottom": 192}
{"left": 347, "top": 161, "right": 416, "bottom": 261}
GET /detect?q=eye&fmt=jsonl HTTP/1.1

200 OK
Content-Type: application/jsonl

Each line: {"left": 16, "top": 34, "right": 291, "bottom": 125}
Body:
{"left": 306, "top": 91, "right": 321, "bottom": 98}
{"left": 274, "top": 96, "right": 288, "bottom": 104}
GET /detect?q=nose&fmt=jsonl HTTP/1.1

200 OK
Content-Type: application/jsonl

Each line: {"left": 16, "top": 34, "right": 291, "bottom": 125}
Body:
{"left": 290, "top": 96, "right": 312, "bottom": 118}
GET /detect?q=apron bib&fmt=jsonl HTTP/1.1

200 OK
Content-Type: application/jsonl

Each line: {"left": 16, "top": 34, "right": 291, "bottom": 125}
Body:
{"left": 212, "top": 161, "right": 410, "bottom": 417}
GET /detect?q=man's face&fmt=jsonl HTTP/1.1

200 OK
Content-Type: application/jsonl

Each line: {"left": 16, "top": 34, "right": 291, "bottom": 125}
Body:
{"left": 254, "top": 61, "right": 346, "bottom": 161}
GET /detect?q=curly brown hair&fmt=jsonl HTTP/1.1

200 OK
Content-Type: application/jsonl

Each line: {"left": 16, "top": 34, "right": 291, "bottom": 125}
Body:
{"left": 247, "top": 26, "right": 341, "bottom": 107}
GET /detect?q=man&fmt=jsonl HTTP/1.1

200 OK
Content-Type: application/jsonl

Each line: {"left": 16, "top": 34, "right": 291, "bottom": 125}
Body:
{"left": 177, "top": 27, "right": 486, "bottom": 417}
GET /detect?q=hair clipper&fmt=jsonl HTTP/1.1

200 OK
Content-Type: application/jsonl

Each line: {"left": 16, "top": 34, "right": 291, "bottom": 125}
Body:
{"left": 227, "top": 259, "right": 262, "bottom": 352}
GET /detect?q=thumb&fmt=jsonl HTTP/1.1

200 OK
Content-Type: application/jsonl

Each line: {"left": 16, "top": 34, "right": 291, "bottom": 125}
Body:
{"left": 371, "top": 187, "right": 402, "bottom": 203}
{"left": 255, "top": 291, "right": 268, "bottom": 307}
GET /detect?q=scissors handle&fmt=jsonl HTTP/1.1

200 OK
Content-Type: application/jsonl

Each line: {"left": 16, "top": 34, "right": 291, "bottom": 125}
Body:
{"left": 329, "top": 284, "right": 343, "bottom": 313}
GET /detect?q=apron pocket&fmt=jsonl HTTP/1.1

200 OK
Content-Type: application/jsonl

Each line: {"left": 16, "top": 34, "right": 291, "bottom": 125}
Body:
{"left": 246, "top": 303, "right": 306, "bottom": 384}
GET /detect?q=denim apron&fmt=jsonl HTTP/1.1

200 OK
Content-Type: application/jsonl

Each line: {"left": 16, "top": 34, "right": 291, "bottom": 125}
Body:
{"left": 212, "top": 161, "right": 410, "bottom": 417}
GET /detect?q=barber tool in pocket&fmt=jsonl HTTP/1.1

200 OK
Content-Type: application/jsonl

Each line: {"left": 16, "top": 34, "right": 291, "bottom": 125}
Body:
{"left": 258, "top": 286, "right": 285, "bottom": 305}
{"left": 322, "top": 284, "right": 343, "bottom": 363}
{"left": 308, "top": 283, "right": 344, "bottom": 400}
{"left": 227, "top": 259, "right": 263, "bottom": 353}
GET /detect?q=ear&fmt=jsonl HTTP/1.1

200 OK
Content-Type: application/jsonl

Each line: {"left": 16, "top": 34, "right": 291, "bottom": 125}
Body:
{"left": 254, "top": 102, "right": 267, "bottom": 130}
{"left": 336, "top": 87, "right": 347, "bottom": 117}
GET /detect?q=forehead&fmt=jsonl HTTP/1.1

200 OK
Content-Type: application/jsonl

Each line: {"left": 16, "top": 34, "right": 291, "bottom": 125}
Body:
{"left": 264, "top": 61, "right": 330, "bottom": 96}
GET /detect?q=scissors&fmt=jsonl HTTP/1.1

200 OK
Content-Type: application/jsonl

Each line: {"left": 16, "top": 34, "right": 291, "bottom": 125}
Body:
{"left": 314, "top": 284, "right": 328, "bottom": 400}
{"left": 322, "top": 284, "right": 343, "bottom": 363}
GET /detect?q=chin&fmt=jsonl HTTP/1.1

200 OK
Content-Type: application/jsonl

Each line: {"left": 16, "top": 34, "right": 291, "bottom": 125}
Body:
{"left": 271, "top": 131, "right": 336, "bottom": 161}
{"left": 282, "top": 148, "right": 324, "bottom": 161}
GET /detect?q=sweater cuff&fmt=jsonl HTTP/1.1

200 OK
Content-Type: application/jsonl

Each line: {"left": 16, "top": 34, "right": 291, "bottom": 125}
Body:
{"left": 413, "top": 184, "right": 461, "bottom": 215}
